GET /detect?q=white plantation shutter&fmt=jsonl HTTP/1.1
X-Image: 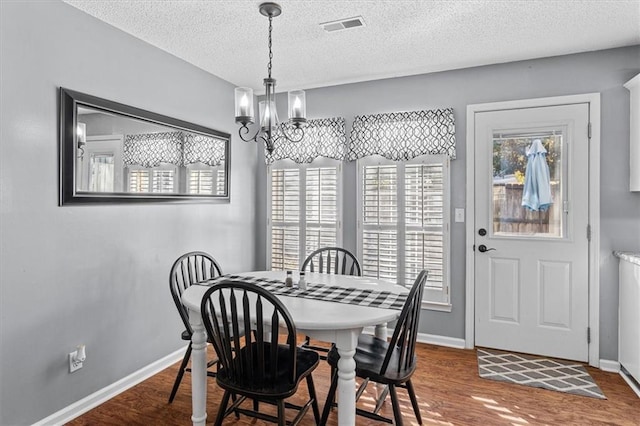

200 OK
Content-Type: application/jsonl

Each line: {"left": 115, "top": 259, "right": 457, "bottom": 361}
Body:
{"left": 128, "top": 168, "right": 175, "bottom": 193}
{"left": 358, "top": 155, "right": 450, "bottom": 307}
{"left": 361, "top": 165, "right": 398, "bottom": 281}
{"left": 270, "top": 168, "right": 301, "bottom": 271}
{"left": 305, "top": 167, "right": 338, "bottom": 255}
{"left": 187, "top": 167, "right": 226, "bottom": 195}
{"left": 188, "top": 170, "right": 214, "bottom": 194}
{"left": 268, "top": 160, "right": 342, "bottom": 271}
{"left": 128, "top": 170, "right": 149, "bottom": 192}
{"left": 405, "top": 161, "right": 447, "bottom": 303}
{"left": 216, "top": 169, "right": 226, "bottom": 195}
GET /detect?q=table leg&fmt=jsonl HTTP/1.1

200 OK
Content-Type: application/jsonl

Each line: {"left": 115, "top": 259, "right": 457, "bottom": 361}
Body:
{"left": 375, "top": 323, "right": 388, "bottom": 341}
{"left": 334, "top": 329, "right": 361, "bottom": 426}
{"left": 188, "top": 306, "right": 207, "bottom": 426}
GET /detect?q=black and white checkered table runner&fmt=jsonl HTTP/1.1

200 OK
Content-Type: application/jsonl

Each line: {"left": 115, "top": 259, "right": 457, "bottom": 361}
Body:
{"left": 198, "top": 274, "right": 407, "bottom": 311}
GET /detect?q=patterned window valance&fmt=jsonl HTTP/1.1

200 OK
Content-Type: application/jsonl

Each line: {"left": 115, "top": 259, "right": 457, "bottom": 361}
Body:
{"left": 183, "top": 133, "right": 226, "bottom": 166}
{"left": 265, "top": 117, "right": 347, "bottom": 164}
{"left": 123, "top": 131, "right": 226, "bottom": 167}
{"left": 347, "top": 108, "right": 456, "bottom": 161}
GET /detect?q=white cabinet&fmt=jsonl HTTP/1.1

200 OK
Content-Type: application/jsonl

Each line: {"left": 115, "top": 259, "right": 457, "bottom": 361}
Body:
{"left": 617, "top": 252, "right": 640, "bottom": 397}
{"left": 624, "top": 73, "right": 640, "bottom": 192}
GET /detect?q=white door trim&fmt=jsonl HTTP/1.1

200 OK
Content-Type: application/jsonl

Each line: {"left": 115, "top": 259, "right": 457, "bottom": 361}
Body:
{"left": 465, "top": 93, "right": 601, "bottom": 367}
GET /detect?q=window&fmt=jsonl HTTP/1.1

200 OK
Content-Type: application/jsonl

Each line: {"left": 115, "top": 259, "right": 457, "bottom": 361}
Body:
{"left": 127, "top": 166, "right": 177, "bottom": 193}
{"left": 187, "top": 164, "right": 226, "bottom": 195}
{"left": 268, "top": 159, "right": 342, "bottom": 271}
{"left": 358, "top": 155, "right": 450, "bottom": 308}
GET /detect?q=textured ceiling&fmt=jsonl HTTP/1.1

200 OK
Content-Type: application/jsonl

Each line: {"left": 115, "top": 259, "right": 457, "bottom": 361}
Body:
{"left": 64, "top": 0, "right": 640, "bottom": 93}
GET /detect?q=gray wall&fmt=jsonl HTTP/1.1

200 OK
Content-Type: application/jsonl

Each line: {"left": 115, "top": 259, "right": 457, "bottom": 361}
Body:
{"left": 1, "top": 1, "right": 638, "bottom": 424}
{"left": 256, "top": 46, "right": 640, "bottom": 359}
{"left": 0, "top": 1, "right": 257, "bottom": 425}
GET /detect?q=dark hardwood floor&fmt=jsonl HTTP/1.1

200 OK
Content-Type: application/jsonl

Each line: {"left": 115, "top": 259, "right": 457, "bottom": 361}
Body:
{"left": 67, "top": 342, "right": 640, "bottom": 425}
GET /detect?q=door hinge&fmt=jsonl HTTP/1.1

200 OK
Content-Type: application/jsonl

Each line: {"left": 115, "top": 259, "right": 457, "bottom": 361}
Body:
{"left": 588, "top": 122, "right": 592, "bottom": 139}
{"left": 473, "top": 244, "right": 476, "bottom": 252}
{"left": 587, "top": 224, "right": 591, "bottom": 242}
{"left": 587, "top": 327, "right": 591, "bottom": 344}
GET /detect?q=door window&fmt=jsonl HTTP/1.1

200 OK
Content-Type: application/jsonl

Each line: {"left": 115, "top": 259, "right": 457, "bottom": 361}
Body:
{"left": 491, "top": 130, "right": 565, "bottom": 239}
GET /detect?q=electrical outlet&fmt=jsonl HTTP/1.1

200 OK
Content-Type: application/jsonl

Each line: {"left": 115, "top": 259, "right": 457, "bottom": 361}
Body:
{"left": 69, "top": 350, "right": 82, "bottom": 372}
{"left": 69, "top": 344, "right": 86, "bottom": 373}
{"left": 455, "top": 208, "right": 465, "bottom": 223}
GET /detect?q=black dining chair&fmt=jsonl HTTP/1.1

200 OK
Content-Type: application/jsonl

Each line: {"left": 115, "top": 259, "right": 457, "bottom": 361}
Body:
{"left": 201, "top": 280, "right": 321, "bottom": 426}
{"left": 320, "top": 270, "right": 428, "bottom": 426}
{"left": 300, "top": 247, "right": 362, "bottom": 358}
{"left": 301, "top": 246, "right": 362, "bottom": 276}
{"left": 168, "top": 251, "right": 223, "bottom": 403}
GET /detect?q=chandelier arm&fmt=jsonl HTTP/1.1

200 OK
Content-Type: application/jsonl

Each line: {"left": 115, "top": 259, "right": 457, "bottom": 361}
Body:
{"left": 237, "top": 123, "right": 261, "bottom": 143}
{"left": 258, "top": 133, "right": 276, "bottom": 154}
{"left": 277, "top": 122, "right": 305, "bottom": 143}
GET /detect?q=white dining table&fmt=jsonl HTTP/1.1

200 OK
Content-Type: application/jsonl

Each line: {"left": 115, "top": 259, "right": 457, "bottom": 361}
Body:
{"left": 181, "top": 270, "right": 407, "bottom": 426}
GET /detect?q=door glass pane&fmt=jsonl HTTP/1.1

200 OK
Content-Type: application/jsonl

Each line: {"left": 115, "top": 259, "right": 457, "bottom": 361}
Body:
{"left": 89, "top": 153, "right": 115, "bottom": 192}
{"left": 492, "top": 130, "right": 564, "bottom": 238}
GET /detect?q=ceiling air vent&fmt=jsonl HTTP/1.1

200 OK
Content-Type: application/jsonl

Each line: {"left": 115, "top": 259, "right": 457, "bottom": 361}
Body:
{"left": 320, "top": 16, "right": 365, "bottom": 33}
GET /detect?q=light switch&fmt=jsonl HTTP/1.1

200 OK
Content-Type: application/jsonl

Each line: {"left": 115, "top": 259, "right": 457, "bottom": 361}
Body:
{"left": 455, "top": 208, "right": 465, "bottom": 223}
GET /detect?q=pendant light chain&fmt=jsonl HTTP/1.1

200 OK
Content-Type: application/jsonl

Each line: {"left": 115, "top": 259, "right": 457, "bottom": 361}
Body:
{"left": 267, "top": 14, "right": 273, "bottom": 79}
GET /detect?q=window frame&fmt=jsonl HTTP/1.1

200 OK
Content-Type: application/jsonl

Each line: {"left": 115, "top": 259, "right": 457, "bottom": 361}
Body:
{"left": 267, "top": 158, "right": 343, "bottom": 271}
{"left": 357, "top": 154, "right": 451, "bottom": 311}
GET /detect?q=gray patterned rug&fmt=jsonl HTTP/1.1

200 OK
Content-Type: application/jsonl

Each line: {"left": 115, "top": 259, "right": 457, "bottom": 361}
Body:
{"left": 477, "top": 348, "right": 606, "bottom": 399}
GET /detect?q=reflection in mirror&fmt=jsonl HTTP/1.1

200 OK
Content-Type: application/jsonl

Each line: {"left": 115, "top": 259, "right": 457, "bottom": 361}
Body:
{"left": 60, "top": 88, "right": 230, "bottom": 204}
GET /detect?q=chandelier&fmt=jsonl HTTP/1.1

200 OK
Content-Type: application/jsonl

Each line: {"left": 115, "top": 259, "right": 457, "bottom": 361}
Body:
{"left": 234, "top": 2, "right": 306, "bottom": 154}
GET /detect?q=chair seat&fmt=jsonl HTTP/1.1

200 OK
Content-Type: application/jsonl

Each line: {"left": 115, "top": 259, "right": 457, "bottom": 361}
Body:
{"left": 217, "top": 342, "right": 319, "bottom": 399}
{"left": 326, "top": 334, "right": 416, "bottom": 384}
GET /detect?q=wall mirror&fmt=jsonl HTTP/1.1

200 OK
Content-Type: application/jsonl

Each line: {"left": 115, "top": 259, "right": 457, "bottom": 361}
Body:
{"left": 59, "top": 88, "right": 230, "bottom": 205}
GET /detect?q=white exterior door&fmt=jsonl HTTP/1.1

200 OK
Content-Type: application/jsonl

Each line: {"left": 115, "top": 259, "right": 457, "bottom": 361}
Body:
{"left": 474, "top": 103, "right": 590, "bottom": 362}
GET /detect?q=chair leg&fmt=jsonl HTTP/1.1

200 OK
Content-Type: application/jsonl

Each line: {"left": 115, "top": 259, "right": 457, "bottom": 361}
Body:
{"left": 406, "top": 379, "right": 422, "bottom": 424}
{"left": 388, "top": 384, "right": 404, "bottom": 426}
{"left": 320, "top": 370, "right": 338, "bottom": 426}
{"left": 306, "top": 374, "right": 321, "bottom": 424}
{"left": 373, "top": 384, "right": 389, "bottom": 414}
{"left": 277, "top": 399, "right": 286, "bottom": 426}
{"left": 214, "top": 391, "right": 231, "bottom": 426}
{"left": 168, "top": 343, "right": 192, "bottom": 403}
{"left": 230, "top": 394, "right": 240, "bottom": 419}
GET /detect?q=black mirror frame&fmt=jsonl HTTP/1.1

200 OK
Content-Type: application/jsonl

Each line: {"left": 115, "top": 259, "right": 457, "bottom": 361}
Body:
{"left": 59, "top": 87, "right": 231, "bottom": 205}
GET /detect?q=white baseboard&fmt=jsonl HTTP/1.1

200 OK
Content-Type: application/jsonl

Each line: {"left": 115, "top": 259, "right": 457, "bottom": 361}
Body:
{"left": 416, "top": 332, "right": 466, "bottom": 349}
{"left": 599, "top": 359, "right": 620, "bottom": 373}
{"left": 32, "top": 347, "right": 186, "bottom": 426}
{"left": 362, "top": 326, "right": 466, "bottom": 349}
{"left": 620, "top": 369, "right": 640, "bottom": 398}
{"left": 599, "top": 359, "right": 640, "bottom": 398}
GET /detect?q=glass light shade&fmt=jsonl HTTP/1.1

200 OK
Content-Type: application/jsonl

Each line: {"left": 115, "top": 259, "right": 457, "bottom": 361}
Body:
{"left": 259, "top": 100, "right": 279, "bottom": 131}
{"left": 76, "top": 122, "right": 86, "bottom": 144}
{"left": 288, "top": 90, "right": 306, "bottom": 120}
{"left": 234, "top": 87, "right": 254, "bottom": 123}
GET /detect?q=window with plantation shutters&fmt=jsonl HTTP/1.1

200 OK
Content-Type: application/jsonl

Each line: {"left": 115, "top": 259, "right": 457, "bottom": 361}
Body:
{"left": 127, "top": 167, "right": 176, "bottom": 193}
{"left": 361, "top": 165, "right": 398, "bottom": 282}
{"left": 305, "top": 167, "right": 338, "bottom": 255}
{"left": 268, "top": 159, "right": 342, "bottom": 271}
{"left": 270, "top": 168, "right": 301, "bottom": 271}
{"left": 405, "top": 161, "right": 448, "bottom": 303}
{"left": 187, "top": 167, "right": 226, "bottom": 195}
{"left": 358, "top": 155, "right": 450, "bottom": 308}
